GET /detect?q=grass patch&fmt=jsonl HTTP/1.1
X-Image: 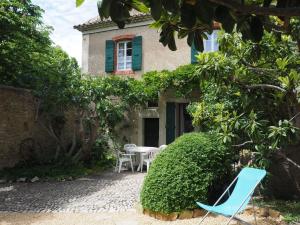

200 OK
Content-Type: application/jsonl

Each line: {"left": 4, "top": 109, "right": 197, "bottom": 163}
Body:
{"left": 257, "top": 199, "right": 300, "bottom": 223}
{"left": 0, "top": 159, "right": 114, "bottom": 182}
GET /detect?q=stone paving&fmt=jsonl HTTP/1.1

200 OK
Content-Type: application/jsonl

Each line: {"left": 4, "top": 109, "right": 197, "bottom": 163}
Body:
{"left": 0, "top": 170, "right": 145, "bottom": 213}
{"left": 0, "top": 171, "right": 285, "bottom": 225}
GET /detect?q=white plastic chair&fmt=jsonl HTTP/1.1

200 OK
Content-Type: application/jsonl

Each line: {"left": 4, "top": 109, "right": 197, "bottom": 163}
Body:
{"left": 124, "top": 144, "right": 137, "bottom": 153}
{"left": 159, "top": 145, "right": 167, "bottom": 151}
{"left": 115, "top": 150, "right": 134, "bottom": 173}
{"left": 124, "top": 143, "right": 137, "bottom": 166}
{"left": 141, "top": 149, "right": 160, "bottom": 172}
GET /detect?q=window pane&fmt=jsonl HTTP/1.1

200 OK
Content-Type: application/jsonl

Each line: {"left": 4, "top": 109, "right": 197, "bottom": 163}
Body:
{"left": 118, "top": 63, "right": 125, "bottom": 70}
{"left": 127, "top": 49, "right": 132, "bottom": 56}
{"left": 207, "top": 33, "right": 213, "bottom": 41}
{"left": 213, "top": 41, "right": 219, "bottom": 51}
{"left": 119, "top": 42, "right": 125, "bottom": 49}
{"left": 126, "top": 62, "right": 132, "bottom": 69}
{"left": 127, "top": 41, "right": 132, "bottom": 48}
{"left": 204, "top": 40, "right": 211, "bottom": 52}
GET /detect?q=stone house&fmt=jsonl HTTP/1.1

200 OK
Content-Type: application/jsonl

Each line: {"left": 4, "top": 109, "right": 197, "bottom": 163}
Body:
{"left": 74, "top": 13, "right": 219, "bottom": 147}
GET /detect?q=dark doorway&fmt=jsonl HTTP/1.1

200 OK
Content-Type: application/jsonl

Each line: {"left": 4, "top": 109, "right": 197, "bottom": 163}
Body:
{"left": 177, "top": 103, "right": 194, "bottom": 137}
{"left": 144, "top": 118, "right": 159, "bottom": 147}
{"left": 166, "top": 102, "right": 176, "bottom": 144}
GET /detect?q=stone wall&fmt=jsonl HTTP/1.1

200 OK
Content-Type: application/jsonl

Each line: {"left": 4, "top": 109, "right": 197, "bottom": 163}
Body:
{"left": 0, "top": 85, "right": 75, "bottom": 169}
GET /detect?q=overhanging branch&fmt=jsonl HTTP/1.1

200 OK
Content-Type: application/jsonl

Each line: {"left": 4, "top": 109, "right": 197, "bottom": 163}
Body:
{"left": 209, "top": 0, "right": 300, "bottom": 17}
{"left": 232, "top": 140, "right": 253, "bottom": 147}
{"left": 246, "top": 84, "right": 286, "bottom": 92}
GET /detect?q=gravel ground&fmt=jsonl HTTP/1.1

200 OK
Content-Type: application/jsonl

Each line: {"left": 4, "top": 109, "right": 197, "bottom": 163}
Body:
{"left": 0, "top": 170, "right": 144, "bottom": 213}
{"left": 0, "top": 170, "right": 284, "bottom": 225}
{"left": 0, "top": 211, "right": 280, "bottom": 225}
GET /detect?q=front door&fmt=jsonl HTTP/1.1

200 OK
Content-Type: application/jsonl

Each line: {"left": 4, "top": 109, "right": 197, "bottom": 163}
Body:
{"left": 144, "top": 118, "right": 159, "bottom": 147}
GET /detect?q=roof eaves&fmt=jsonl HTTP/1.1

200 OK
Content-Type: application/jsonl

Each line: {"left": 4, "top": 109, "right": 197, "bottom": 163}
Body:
{"left": 74, "top": 14, "right": 153, "bottom": 32}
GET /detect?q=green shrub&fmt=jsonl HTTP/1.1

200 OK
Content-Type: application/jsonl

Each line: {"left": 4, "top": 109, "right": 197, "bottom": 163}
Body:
{"left": 140, "top": 132, "right": 234, "bottom": 214}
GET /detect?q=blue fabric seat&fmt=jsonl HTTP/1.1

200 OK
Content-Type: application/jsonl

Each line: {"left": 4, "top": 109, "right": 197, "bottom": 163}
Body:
{"left": 196, "top": 167, "right": 266, "bottom": 225}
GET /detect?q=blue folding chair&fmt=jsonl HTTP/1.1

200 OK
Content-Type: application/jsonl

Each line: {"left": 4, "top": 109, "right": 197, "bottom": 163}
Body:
{"left": 196, "top": 167, "right": 266, "bottom": 225}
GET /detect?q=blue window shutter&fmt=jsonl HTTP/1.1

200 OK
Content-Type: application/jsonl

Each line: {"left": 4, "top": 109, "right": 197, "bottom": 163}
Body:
{"left": 132, "top": 36, "right": 142, "bottom": 71}
{"left": 191, "top": 42, "right": 198, "bottom": 64}
{"left": 105, "top": 40, "right": 114, "bottom": 72}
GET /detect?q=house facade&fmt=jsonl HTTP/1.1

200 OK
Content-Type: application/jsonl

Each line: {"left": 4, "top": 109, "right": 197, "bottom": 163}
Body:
{"left": 74, "top": 13, "right": 219, "bottom": 147}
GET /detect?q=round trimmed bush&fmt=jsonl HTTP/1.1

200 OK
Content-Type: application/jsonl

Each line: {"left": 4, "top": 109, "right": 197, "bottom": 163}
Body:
{"left": 140, "top": 132, "right": 234, "bottom": 214}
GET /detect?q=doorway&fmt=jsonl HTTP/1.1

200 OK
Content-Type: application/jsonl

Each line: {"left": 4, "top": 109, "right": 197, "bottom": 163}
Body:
{"left": 176, "top": 103, "right": 194, "bottom": 137}
{"left": 144, "top": 118, "right": 159, "bottom": 147}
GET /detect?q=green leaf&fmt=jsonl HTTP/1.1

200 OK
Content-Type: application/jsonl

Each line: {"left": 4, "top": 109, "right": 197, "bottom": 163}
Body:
{"left": 131, "top": 0, "right": 149, "bottom": 13}
{"left": 215, "top": 6, "right": 235, "bottom": 33}
{"left": 194, "top": 0, "right": 214, "bottom": 25}
{"left": 110, "top": 1, "right": 130, "bottom": 23}
{"left": 180, "top": 3, "right": 196, "bottom": 29}
{"left": 187, "top": 32, "right": 195, "bottom": 47}
{"left": 76, "top": 0, "right": 85, "bottom": 7}
{"left": 162, "top": 0, "right": 179, "bottom": 13}
{"left": 278, "top": 76, "right": 290, "bottom": 89}
{"left": 149, "top": 0, "right": 162, "bottom": 21}
{"left": 276, "top": 57, "right": 289, "bottom": 71}
{"left": 98, "top": 0, "right": 112, "bottom": 19}
{"left": 194, "top": 30, "right": 204, "bottom": 52}
{"left": 168, "top": 33, "right": 177, "bottom": 51}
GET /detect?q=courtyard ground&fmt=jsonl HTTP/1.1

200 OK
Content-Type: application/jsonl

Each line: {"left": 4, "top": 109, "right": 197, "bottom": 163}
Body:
{"left": 0, "top": 211, "right": 279, "bottom": 225}
{"left": 0, "top": 171, "right": 143, "bottom": 213}
{"left": 0, "top": 170, "right": 284, "bottom": 225}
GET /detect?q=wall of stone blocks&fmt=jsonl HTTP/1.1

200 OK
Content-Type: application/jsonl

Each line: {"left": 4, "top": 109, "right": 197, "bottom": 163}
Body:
{"left": 0, "top": 85, "right": 76, "bottom": 169}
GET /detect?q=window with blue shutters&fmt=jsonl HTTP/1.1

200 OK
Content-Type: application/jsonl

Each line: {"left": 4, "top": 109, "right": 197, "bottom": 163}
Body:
{"left": 105, "top": 35, "right": 142, "bottom": 73}
{"left": 191, "top": 30, "right": 219, "bottom": 64}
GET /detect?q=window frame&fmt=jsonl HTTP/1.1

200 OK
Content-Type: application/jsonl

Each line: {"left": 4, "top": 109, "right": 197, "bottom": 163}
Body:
{"left": 112, "top": 34, "right": 136, "bottom": 75}
{"left": 116, "top": 40, "right": 133, "bottom": 71}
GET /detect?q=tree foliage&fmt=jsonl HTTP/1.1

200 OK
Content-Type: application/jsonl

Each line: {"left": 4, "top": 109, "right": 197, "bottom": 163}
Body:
{"left": 0, "top": 0, "right": 150, "bottom": 165}
{"left": 77, "top": 0, "right": 300, "bottom": 51}
{"left": 187, "top": 31, "right": 300, "bottom": 167}
{"left": 0, "top": 0, "right": 54, "bottom": 86}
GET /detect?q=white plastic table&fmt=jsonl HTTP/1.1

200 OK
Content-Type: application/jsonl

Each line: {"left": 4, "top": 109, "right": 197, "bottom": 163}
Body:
{"left": 127, "top": 146, "right": 158, "bottom": 172}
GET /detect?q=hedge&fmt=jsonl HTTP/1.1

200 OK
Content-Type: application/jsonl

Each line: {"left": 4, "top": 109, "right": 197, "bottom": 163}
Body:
{"left": 140, "top": 132, "right": 234, "bottom": 214}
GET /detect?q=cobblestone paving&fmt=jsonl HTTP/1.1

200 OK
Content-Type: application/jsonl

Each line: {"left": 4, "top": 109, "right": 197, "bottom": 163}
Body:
{"left": 0, "top": 171, "right": 145, "bottom": 213}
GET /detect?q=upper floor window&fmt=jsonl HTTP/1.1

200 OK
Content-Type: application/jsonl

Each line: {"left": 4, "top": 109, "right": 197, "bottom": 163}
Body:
{"left": 105, "top": 36, "right": 142, "bottom": 73}
{"left": 204, "top": 30, "right": 219, "bottom": 52}
{"left": 191, "top": 30, "right": 219, "bottom": 64}
{"left": 117, "top": 41, "right": 132, "bottom": 71}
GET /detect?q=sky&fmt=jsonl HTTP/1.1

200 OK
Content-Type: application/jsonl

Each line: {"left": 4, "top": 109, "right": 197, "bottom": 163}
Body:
{"left": 32, "top": 0, "right": 98, "bottom": 66}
